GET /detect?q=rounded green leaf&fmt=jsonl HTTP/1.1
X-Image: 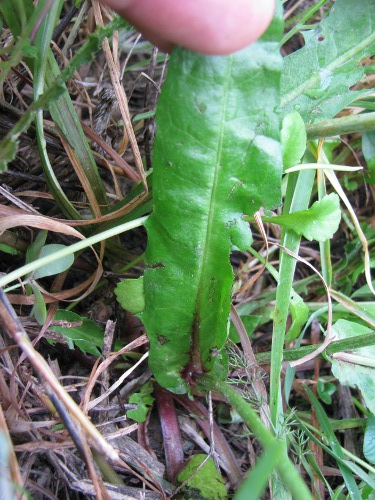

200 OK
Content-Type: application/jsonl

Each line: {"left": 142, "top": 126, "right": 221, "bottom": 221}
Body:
{"left": 115, "top": 277, "right": 145, "bottom": 315}
{"left": 33, "top": 244, "right": 74, "bottom": 279}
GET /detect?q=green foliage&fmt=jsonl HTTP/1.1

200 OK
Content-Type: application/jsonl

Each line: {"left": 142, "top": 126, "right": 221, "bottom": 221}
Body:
{"left": 305, "top": 386, "right": 362, "bottom": 496}
{"left": 24, "top": 232, "right": 73, "bottom": 324}
{"left": 115, "top": 277, "right": 145, "bottom": 315}
{"left": 32, "top": 245, "right": 74, "bottom": 280}
{"left": 26, "top": 230, "right": 48, "bottom": 265}
{"left": 329, "top": 320, "right": 375, "bottom": 415}
{"left": 265, "top": 193, "right": 341, "bottom": 241}
{"left": 284, "top": 290, "right": 309, "bottom": 342}
{"left": 364, "top": 414, "right": 375, "bottom": 464}
{"left": 281, "top": 0, "right": 375, "bottom": 122}
{"left": 141, "top": 10, "right": 283, "bottom": 393}
{"left": 3, "top": 1, "right": 375, "bottom": 496}
{"left": 177, "top": 454, "right": 227, "bottom": 500}
{"left": 0, "top": 84, "right": 65, "bottom": 172}
{"left": 51, "top": 310, "right": 105, "bottom": 357}
{"left": 363, "top": 132, "right": 375, "bottom": 184}
{"left": 281, "top": 111, "right": 307, "bottom": 170}
{"left": 0, "top": 244, "right": 20, "bottom": 256}
{"left": 317, "top": 378, "right": 337, "bottom": 405}
{"left": 30, "top": 282, "right": 47, "bottom": 325}
{"left": 127, "top": 381, "right": 154, "bottom": 423}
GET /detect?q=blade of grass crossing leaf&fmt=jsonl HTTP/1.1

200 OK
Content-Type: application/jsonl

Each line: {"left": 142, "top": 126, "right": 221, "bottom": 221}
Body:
{"left": 0, "top": 216, "right": 147, "bottom": 289}
{"left": 234, "top": 441, "right": 285, "bottom": 500}
{"left": 305, "top": 387, "right": 361, "bottom": 498}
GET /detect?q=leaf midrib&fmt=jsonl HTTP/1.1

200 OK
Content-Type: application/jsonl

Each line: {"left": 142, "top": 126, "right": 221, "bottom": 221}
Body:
{"left": 281, "top": 30, "right": 375, "bottom": 108}
{"left": 193, "top": 55, "right": 233, "bottom": 334}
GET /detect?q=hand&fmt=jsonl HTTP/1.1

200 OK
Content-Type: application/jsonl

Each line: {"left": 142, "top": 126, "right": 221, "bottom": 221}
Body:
{"left": 101, "top": 0, "right": 276, "bottom": 54}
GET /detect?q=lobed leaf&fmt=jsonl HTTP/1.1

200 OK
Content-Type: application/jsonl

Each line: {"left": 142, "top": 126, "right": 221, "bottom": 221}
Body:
{"left": 142, "top": 13, "right": 283, "bottom": 393}
{"left": 266, "top": 192, "right": 341, "bottom": 242}
{"left": 127, "top": 381, "right": 154, "bottom": 423}
{"left": 51, "top": 310, "right": 104, "bottom": 357}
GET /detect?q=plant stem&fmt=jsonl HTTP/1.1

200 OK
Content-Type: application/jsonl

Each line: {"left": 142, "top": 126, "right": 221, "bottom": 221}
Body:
{"left": 306, "top": 112, "right": 375, "bottom": 140}
{"left": 269, "top": 168, "right": 315, "bottom": 497}
{"left": 269, "top": 169, "right": 315, "bottom": 429}
{"left": 197, "top": 374, "right": 313, "bottom": 499}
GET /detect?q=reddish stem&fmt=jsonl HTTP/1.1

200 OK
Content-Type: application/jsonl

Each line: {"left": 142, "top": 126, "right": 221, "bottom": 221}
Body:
{"left": 155, "top": 385, "right": 184, "bottom": 482}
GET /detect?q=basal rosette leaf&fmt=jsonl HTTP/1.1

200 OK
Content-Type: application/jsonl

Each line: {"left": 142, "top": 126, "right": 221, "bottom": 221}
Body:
{"left": 142, "top": 13, "right": 283, "bottom": 393}
{"left": 281, "top": 0, "right": 375, "bottom": 122}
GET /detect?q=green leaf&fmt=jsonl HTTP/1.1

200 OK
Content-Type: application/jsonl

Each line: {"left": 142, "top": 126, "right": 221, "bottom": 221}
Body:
{"left": 281, "top": 0, "right": 375, "bottom": 122}
{"left": 284, "top": 289, "right": 309, "bottom": 343}
{"left": 235, "top": 441, "right": 286, "bottom": 500}
{"left": 142, "top": 12, "right": 283, "bottom": 393}
{"left": 317, "top": 379, "right": 337, "bottom": 405}
{"left": 364, "top": 414, "right": 375, "bottom": 464}
{"left": 0, "top": 83, "right": 65, "bottom": 172}
{"left": 305, "top": 386, "right": 362, "bottom": 498}
{"left": 363, "top": 131, "right": 375, "bottom": 184}
{"left": 115, "top": 277, "right": 145, "bottom": 315}
{"left": 281, "top": 111, "right": 306, "bottom": 170}
{"left": 329, "top": 319, "right": 375, "bottom": 415}
{"left": 50, "top": 310, "right": 104, "bottom": 357}
{"left": 32, "top": 244, "right": 74, "bottom": 279}
{"left": 127, "top": 381, "right": 154, "bottom": 423}
{"left": 30, "top": 282, "right": 47, "bottom": 325}
{"left": 265, "top": 193, "right": 341, "bottom": 242}
{"left": 0, "top": 243, "right": 20, "bottom": 256}
{"left": 26, "top": 230, "right": 48, "bottom": 265}
{"left": 177, "top": 454, "right": 227, "bottom": 500}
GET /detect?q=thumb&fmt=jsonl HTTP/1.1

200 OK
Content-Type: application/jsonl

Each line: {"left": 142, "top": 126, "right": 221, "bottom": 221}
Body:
{"left": 101, "top": 0, "right": 276, "bottom": 54}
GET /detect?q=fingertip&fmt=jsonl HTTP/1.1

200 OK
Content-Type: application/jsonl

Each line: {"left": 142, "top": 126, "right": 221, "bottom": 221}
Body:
{"left": 102, "top": 0, "right": 276, "bottom": 54}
